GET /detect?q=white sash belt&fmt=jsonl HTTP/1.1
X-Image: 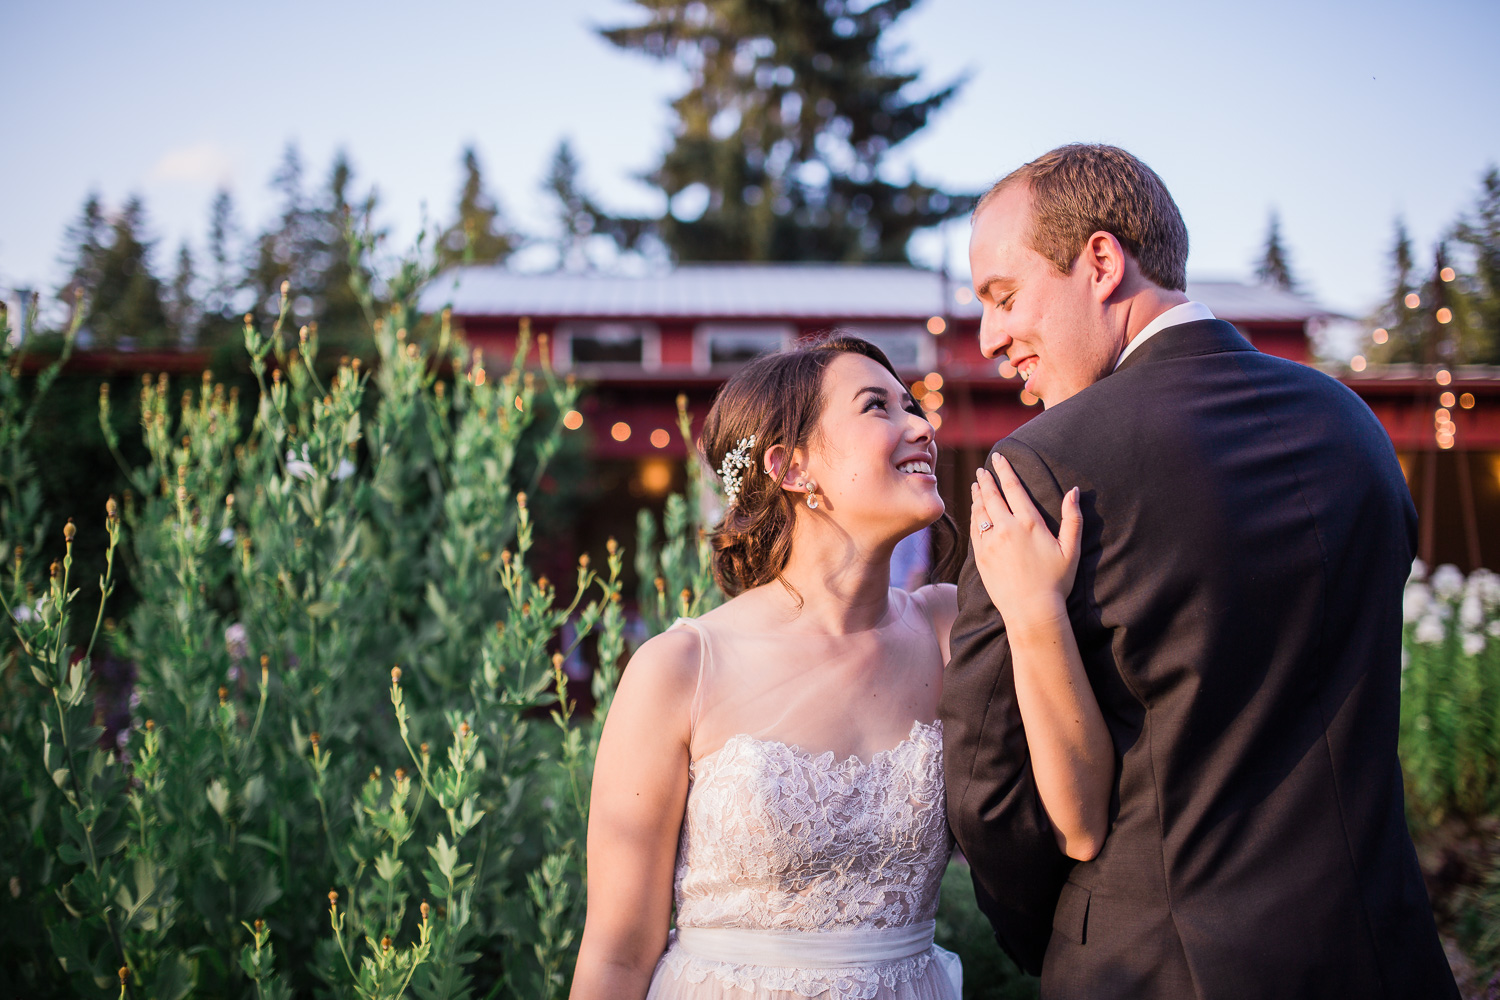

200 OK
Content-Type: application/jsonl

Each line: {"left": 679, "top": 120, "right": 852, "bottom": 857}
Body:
{"left": 674, "top": 921, "right": 962, "bottom": 996}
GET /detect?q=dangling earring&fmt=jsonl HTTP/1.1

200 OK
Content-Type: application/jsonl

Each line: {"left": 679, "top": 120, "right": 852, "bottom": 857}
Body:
{"left": 805, "top": 481, "right": 819, "bottom": 510}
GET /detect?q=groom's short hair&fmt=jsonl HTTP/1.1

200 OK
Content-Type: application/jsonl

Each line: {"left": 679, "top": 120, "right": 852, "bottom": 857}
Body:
{"left": 979, "top": 144, "right": 1189, "bottom": 292}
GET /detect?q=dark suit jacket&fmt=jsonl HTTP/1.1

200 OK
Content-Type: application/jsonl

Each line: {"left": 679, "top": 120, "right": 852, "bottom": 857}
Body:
{"left": 941, "top": 320, "right": 1457, "bottom": 999}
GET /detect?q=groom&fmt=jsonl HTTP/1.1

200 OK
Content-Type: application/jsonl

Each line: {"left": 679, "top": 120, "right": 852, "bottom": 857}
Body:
{"left": 940, "top": 144, "right": 1458, "bottom": 998}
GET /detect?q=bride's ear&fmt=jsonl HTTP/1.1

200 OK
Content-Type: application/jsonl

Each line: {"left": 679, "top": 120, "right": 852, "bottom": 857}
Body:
{"left": 764, "top": 443, "right": 813, "bottom": 495}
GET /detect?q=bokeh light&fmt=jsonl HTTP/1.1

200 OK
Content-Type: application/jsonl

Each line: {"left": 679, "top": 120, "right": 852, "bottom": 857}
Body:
{"left": 1350, "top": 355, "right": 1366, "bottom": 372}
{"left": 926, "top": 316, "right": 946, "bottom": 335}
{"left": 650, "top": 428, "right": 671, "bottom": 449}
{"left": 611, "top": 421, "right": 631, "bottom": 442}
{"left": 562, "top": 409, "right": 583, "bottom": 430}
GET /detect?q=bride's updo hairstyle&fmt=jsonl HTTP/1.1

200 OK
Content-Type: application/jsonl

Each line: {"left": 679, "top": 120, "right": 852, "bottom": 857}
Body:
{"left": 701, "top": 333, "right": 958, "bottom": 597}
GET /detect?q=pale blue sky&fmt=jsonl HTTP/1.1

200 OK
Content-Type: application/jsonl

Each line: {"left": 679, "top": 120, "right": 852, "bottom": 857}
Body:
{"left": 3, "top": 0, "right": 1497, "bottom": 335}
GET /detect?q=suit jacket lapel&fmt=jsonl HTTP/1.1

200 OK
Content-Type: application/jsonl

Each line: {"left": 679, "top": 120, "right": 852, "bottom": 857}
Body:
{"left": 1113, "top": 319, "right": 1257, "bottom": 376}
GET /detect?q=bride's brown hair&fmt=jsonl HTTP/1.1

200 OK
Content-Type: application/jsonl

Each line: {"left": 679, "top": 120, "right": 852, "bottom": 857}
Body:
{"left": 701, "top": 333, "right": 959, "bottom": 597}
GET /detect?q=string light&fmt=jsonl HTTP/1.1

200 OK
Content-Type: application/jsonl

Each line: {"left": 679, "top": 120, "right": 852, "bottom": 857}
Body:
{"left": 926, "top": 316, "right": 946, "bottom": 335}
{"left": 1440, "top": 391, "right": 1456, "bottom": 407}
{"left": 1436, "top": 307, "right": 1453, "bottom": 324}
{"left": 1459, "top": 393, "right": 1475, "bottom": 409}
{"left": 998, "top": 360, "right": 1017, "bottom": 379}
{"left": 1436, "top": 370, "right": 1452, "bottom": 386}
{"left": 910, "top": 381, "right": 928, "bottom": 400}
{"left": 611, "top": 422, "right": 632, "bottom": 442}
{"left": 928, "top": 411, "right": 943, "bottom": 430}
{"left": 1350, "top": 355, "right": 1367, "bottom": 372}
{"left": 1405, "top": 293, "right": 1421, "bottom": 309}
{"left": 1372, "top": 328, "right": 1389, "bottom": 345}
{"left": 650, "top": 428, "right": 671, "bottom": 449}
{"left": 923, "top": 372, "right": 944, "bottom": 391}
{"left": 954, "top": 287, "right": 973, "bottom": 305}
{"left": 1020, "top": 389, "right": 1039, "bottom": 406}
{"left": 1440, "top": 267, "right": 1456, "bottom": 282}
{"left": 562, "top": 410, "right": 583, "bottom": 430}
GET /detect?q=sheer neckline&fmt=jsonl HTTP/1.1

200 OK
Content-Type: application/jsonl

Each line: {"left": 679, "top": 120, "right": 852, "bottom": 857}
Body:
{"left": 691, "top": 717, "right": 941, "bottom": 773}
{"left": 675, "top": 586, "right": 912, "bottom": 639}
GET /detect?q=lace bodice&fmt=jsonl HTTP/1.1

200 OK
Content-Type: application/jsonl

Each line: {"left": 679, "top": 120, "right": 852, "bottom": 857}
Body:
{"left": 673, "top": 719, "right": 950, "bottom": 932}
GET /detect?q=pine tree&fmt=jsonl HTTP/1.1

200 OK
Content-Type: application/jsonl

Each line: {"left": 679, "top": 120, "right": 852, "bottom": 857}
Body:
{"left": 596, "top": 0, "right": 970, "bottom": 263}
{"left": 437, "top": 146, "right": 519, "bottom": 269}
{"left": 197, "top": 188, "right": 244, "bottom": 347}
{"left": 57, "top": 193, "right": 108, "bottom": 328}
{"left": 1453, "top": 166, "right": 1500, "bottom": 363}
{"left": 88, "top": 196, "right": 170, "bottom": 349}
{"left": 167, "top": 243, "right": 199, "bottom": 345}
{"left": 1368, "top": 219, "right": 1426, "bottom": 365}
{"left": 1254, "top": 210, "right": 1298, "bottom": 291}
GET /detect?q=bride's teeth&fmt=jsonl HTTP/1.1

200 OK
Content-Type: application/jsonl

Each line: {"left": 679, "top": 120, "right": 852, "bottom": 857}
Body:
{"left": 898, "top": 461, "right": 932, "bottom": 475}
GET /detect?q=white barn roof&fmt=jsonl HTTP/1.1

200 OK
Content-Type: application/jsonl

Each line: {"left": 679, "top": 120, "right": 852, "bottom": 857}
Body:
{"left": 428, "top": 264, "right": 1335, "bottom": 324}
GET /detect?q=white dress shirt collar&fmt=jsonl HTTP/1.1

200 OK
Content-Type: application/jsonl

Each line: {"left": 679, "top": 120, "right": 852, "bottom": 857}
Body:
{"left": 1113, "top": 301, "right": 1216, "bottom": 370}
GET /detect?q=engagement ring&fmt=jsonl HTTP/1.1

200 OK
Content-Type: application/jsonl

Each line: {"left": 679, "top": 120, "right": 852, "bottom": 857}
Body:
{"left": 978, "top": 521, "right": 993, "bottom": 532}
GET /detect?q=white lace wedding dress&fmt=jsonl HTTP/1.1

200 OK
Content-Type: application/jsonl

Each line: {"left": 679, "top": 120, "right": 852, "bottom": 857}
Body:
{"left": 645, "top": 586, "right": 962, "bottom": 1000}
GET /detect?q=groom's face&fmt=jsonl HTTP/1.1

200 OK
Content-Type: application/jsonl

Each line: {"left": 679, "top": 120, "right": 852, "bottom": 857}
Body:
{"left": 969, "top": 185, "right": 1120, "bottom": 408}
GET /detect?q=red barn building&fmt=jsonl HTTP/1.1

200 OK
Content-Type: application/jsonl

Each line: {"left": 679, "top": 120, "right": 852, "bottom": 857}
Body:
{"left": 438, "top": 264, "right": 1500, "bottom": 572}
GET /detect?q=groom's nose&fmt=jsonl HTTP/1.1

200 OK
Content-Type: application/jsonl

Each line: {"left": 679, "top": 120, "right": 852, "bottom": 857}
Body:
{"left": 978, "top": 311, "right": 1012, "bottom": 361}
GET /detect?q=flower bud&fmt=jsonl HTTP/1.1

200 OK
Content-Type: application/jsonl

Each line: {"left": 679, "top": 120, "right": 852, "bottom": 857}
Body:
{"left": 225, "top": 494, "right": 234, "bottom": 508}
{"left": 280, "top": 280, "right": 290, "bottom": 296}
{"left": 63, "top": 519, "right": 76, "bottom": 543}
{"left": 552, "top": 652, "right": 564, "bottom": 669}
{"left": 254, "top": 918, "right": 264, "bottom": 932}
{"left": 119, "top": 967, "right": 129, "bottom": 984}
{"left": 578, "top": 553, "right": 590, "bottom": 569}
{"left": 394, "top": 767, "right": 406, "bottom": 782}
{"left": 244, "top": 313, "right": 254, "bottom": 326}
{"left": 106, "top": 497, "right": 118, "bottom": 519}
{"left": 309, "top": 731, "right": 320, "bottom": 749}
{"left": 516, "top": 492, "right": 527, "bottom": 510}
{"left": 606, "top": 537, "right": 618, "bottom": 556}
{"left": 272, "top": 369, "right": 282, "bottom": 386}
{"left": 501, "top": 550, "right": 513, "bottom": 566}
{"left": 299, "top": 325, "right": 309, "bottom": 344}
{"left": 391, "top": 665, "right": 402, "bottom": 684}
{"left": 145, "top": 719, "right": 155, "bottom": 731}
{"left": 459, "top": 721, "right": 470, "bottom": 737}
{"left": 381, "top": 935, "right": 391, "bottom": 952}
{"left": 218, "top": 686, "right": 228, "bottom": 705}
{"left": 328, "top": 889, "right": 338, "bottom": 906}
{"left": 420, "top": 742, "right": 429, "bottom": 756}
{"left": 655, "top": 576, "right": 666, "bottom": 594}
{"left": 536, "top": 576, "right": 549, "bottom": 592}
{"left": 420, "top": 900, "right": 430, "bottom": 920}
{"left": 49, "top": 560, "right": 60, "bottom": 579}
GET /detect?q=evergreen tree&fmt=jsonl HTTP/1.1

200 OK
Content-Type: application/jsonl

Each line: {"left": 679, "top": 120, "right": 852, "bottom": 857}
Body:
{"left": 1368, "top": 219, "right": 1426, "bottom": 365}
{"left": 57, "top": 193, "right": 108, "bottom": 328}
{"left": 1254, "top": 210, "right": 1298, "bottom": 291}
{"left": 245, "top": 145, "right": 378, "bottom": 351}
{"left": 543, "top": 139, "right": 651, "bottom": 270}
{"left": 198, "top": 188, "right": 245, "bottom": 347}
{"left": 167, "top": 243, "right": 199, "bottom": 345}
{"left": 1453, "top": 166, "right": 1500, "bottom": 363}
{"left": 87, "top": 196, "right": 170, "bottom": 349}
{"left": 438, "top": 146, "right": 520, "bottom": 269}
{"left": 596, "top": 0, "right": 970, "bottom": 263}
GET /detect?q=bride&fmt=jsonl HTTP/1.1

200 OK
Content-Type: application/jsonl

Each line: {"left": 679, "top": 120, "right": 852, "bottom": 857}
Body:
{"left": 570, "top": 335, "right": 1114, "bottom": 999}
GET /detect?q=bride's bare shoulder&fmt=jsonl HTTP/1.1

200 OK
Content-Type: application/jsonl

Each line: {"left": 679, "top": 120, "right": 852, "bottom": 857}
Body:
{"left": 618, "top": 625, "right": 701, "bottom": 708}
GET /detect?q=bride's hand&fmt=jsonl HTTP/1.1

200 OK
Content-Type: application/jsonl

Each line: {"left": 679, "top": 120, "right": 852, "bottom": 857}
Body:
{"left": 969, "top": 456, "right": 1082, "bottom": 634}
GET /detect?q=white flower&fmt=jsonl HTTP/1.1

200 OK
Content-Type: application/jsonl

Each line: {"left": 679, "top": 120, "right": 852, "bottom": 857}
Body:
{"left": 1403, "top": 583, "right": 1432, "bottom": 624}
{"left": 1414, "top": 613, "right": 1446, "bottom": 646}
{"left": 225, "top": 622, "right": 248, "bottom": 660}
{"left": 1431, "top": 564, "right": 1465, "bottom": 599}
{"left": 218, "top": 526, "right": 236, "bottom": 546}
{"left": 1489, "top": 620, "right": 1500, "bottom": 639}
{"left": 14, "top": 603, "right": 35, "bottom": 623}
{"left": 1408, "top": 558, "right": 1428, "bottom": 583}
{"left": 1468, "top": 568, "right": 1500, "bottom": 608}
{"left": 1461, "top": 632, "right": 1486, "bottom": 657}
{"left": 334, "top": 458, "right": 356, "bottom": 481}
{"left": 285, "top": 446, "right": 316, "bottom": 481}
{"left": 1460, "top": 592, "right": 1484, "bottom": 631}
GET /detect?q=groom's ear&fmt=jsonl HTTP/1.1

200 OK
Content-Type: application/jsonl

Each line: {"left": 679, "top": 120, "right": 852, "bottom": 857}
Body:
{"left": 1082, "top": 230, "right": 1128, "bottom": 303}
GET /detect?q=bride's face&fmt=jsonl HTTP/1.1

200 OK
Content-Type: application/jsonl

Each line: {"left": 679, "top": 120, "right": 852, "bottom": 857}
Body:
{"left": 801, "top": 353, "right": 944, "bottom": 541}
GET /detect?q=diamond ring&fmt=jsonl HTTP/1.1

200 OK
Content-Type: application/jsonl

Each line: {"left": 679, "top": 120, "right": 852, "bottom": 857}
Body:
{"left": 977, "top": 520, "right": 993, "bottom": 532}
